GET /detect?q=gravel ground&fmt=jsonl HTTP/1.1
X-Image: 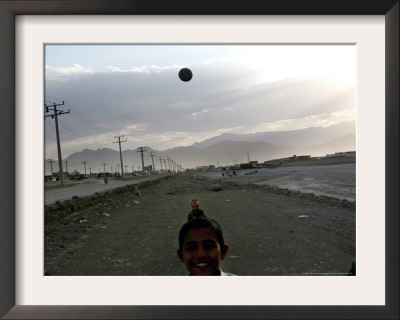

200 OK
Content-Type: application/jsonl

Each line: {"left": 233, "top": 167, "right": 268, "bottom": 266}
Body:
{"left": 44, "top": 167, "right": 356, "bottom": 276}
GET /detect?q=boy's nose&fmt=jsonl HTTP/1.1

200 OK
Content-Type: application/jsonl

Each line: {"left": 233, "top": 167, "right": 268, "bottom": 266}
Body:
{"left": 196, "top": 246, "right": 206, "bottom": 257}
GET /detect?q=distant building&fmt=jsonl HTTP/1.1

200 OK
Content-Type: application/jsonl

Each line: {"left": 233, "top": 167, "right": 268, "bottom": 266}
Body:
{"left": 326, "top": 151, "right": 356, "bottom": 158}
{"left": 196, "top": 164, "right": 217, "bottom": 171}
{"left": 290, "top": 155, "right": 311, "bottom": 160}
{"left": 239, "top": 161, "right": 258, "bottom": 169}
{"left": 261, "top": 161, "right": 281, "bottom": 168}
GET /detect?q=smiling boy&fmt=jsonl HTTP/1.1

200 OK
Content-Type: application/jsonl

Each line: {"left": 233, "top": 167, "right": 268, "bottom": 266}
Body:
{"left": 177, "top": 217, "right": 235, "bottom": 276}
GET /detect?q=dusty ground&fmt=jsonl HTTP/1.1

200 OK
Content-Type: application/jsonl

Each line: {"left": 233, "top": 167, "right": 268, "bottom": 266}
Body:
{"left": 44, "top": 171, "right": 355, "bottom": 276}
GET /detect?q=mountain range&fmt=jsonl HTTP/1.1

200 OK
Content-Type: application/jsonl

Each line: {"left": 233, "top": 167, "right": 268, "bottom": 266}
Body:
{"left": 45, "top": 122, "right": 356, "bottom": 175}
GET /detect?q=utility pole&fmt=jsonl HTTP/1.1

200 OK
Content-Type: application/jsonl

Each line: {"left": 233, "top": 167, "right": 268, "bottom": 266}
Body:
{"left": 102, "top": 163, "right": 107, "bottom": 174}
{"left": 247, "top": 151, "right": 250, "bottom": 162}
{"left": 113, "top": 135, "right": 127, "bottom": 178}
{"left": 82, "top": 160, "right": 88, "bottom": 175}
{"left": 137, "top": 147, "right": 147, "bottom": 173}
{"left": 45, "top": 102, "right": 70, "bottom": 186}
{"left": 163, "top": 159, "right": 168, "bottom": 172}
{"left": 149, "top": 152, "right": 156, "bottom": 173}
{"left": 158, "top": 157, "right": 164, "bottom": 173}
{"left": 172, "top": 159, "right": 176, "bottom": 173}
{"left": 167, "top": 157, "right": 171, "bottom": 172}
{"left": 65, "top": 160, "right": 68, "bottom": 174}
{"left": 47, "top": 158, "right": 55, "bottom": 175}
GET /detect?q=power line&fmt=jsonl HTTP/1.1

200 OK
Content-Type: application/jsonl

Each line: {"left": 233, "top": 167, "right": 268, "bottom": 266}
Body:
{"left": 58, "top": 121, "right": 84, "bottom": 139}
{"left": 45, "top": 96, "right": 118, "bottom": 137}
{"left": 69, "top": 111, "right": 112, "bottom": 136}
{"left": 65, "top": 102, "right": 116, "bottom": 136}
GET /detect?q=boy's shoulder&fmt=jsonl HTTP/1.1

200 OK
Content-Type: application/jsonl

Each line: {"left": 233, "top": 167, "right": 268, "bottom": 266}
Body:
{"left": 221, "top": 270, "right": 236, "bottom": 276}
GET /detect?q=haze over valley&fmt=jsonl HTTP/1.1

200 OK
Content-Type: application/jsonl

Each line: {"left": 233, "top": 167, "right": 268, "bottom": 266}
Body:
{"left": 45, "top": 122, "right": 355, "bottom": 175}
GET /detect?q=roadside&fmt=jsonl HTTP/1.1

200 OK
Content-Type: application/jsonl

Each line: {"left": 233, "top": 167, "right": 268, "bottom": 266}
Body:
{"left": 44, "top": 174, "right": 173, "bottom": 206}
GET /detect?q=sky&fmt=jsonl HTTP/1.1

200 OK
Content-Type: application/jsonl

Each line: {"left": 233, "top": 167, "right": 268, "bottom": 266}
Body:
{"left": 44, "top": 44, "right": 356, "bottom": 160}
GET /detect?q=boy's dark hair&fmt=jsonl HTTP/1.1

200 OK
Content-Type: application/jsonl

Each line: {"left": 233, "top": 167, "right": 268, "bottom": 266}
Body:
{"left": 178, "top": 217, "right": 225, "bottom": 251}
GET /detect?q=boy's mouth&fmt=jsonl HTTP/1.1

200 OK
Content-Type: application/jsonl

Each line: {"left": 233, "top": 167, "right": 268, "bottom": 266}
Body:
{"left": 193, "top": 262, "right": 210, "bottom": 268}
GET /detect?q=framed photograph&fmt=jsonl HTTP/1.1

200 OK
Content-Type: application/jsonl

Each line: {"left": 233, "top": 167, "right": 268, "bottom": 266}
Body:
{"left": 1, "top": 0, "right": 398, "bottom": 319}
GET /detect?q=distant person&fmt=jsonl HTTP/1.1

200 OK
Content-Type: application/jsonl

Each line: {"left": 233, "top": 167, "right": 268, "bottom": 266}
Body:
{"left": 104, "top": 175, "right": 108, "bottom": 184}
{"left": 188, "top": 199, "right": 206, "bottom": 220}
{"left": 177, "top": 217, "right": 235, "bottom": 276}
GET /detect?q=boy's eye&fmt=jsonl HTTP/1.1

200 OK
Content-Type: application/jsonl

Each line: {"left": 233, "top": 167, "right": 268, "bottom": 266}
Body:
{"left": 203, "top": 242, "right": 217, "bottom": 250}
{"left": 184, "top": 246, "right": 196, "bottom": 252}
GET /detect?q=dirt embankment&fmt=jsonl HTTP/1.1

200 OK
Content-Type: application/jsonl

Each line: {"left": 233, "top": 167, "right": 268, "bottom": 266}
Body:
{"left": 45, "top": 172, "right": 355, "bottom": 276}
{"left": 44, "top": 175, "right": 174, "bottom": 224}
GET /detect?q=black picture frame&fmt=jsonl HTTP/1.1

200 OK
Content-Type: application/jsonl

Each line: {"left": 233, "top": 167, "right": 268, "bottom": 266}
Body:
{"left": 0, "top": 1, "right": 398, "bottom": 319}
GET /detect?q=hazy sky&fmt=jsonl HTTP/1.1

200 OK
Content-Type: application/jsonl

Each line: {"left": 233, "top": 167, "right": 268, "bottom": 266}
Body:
{"left": 45, "top": 44, "right": 356, "bottom": 159}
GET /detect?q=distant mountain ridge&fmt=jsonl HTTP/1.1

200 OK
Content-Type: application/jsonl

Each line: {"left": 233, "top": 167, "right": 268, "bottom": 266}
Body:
{"left": 192, "top": 121, "right": 355, "bottom": 149}
{"left": 45, "top": 122, "right": 356, "bottom": 174}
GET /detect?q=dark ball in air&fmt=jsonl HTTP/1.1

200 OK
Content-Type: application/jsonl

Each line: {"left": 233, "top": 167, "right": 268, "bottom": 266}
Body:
{"left": 179, "top": 68, "right": 193, "bottom": 82}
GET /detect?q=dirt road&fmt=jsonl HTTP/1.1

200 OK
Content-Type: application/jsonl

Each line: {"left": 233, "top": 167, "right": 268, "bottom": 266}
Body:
{"left": 45, "top": 170, "right": 355, "bottom": 276}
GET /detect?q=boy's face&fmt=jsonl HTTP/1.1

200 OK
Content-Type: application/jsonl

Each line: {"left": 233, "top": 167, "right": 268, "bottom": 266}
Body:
{"left": 191, "top": 200, "right": 200, "bottom": 210}
{"left": 177, "top": 227, "right": 228, "bottom": 276}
